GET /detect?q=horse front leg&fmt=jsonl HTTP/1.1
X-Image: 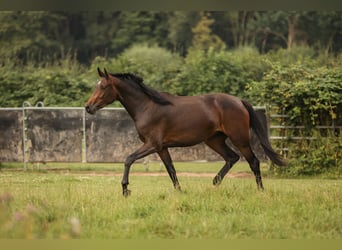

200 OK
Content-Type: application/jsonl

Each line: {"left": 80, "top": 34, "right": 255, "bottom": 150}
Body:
{"left": 122, "top": 143, "right": 157, "bottom": 197}
{"left": 157, "top": 148, "right": 181, "bottom": 191}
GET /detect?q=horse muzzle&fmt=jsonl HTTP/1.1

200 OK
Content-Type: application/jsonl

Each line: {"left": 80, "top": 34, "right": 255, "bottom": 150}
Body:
{"left": 85, "top": 104, "right": 97, "bottom": 114}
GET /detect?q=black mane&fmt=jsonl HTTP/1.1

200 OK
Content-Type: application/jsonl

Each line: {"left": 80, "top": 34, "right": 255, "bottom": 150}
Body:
{"left": 110, "top": 73, "right": 172, "bottom": 105}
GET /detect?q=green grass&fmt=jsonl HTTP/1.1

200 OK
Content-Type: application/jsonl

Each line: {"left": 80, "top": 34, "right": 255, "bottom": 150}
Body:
{"left": 0, "top": 164, "right": 341, "bottom": 239}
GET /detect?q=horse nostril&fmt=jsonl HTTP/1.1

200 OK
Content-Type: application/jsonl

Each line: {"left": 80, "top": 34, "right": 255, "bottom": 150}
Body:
{"left": 85, "top": 105, "right": 91, "bottom": 113}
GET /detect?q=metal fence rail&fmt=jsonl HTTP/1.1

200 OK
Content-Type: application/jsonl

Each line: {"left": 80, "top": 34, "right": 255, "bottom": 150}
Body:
{"left": 269, "top": 113, "right": 341, "bottom": 153}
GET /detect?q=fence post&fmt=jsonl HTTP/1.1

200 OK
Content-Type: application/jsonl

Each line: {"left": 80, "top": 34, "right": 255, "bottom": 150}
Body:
{"left": 83, "top": 107, "right": 87, "bottom": 163}
{"left": 22, "top": 101, "right": 31, "bottom": 170}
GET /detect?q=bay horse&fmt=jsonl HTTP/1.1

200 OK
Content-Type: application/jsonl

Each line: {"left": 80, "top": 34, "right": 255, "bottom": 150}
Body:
{"left": 85, "top": 68, "right": 286, "bottom": 196}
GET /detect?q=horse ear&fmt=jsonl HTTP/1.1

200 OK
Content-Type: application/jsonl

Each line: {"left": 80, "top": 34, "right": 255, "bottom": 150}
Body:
{"left": 104, "top": 68, "right": 110, "bottom": 80}
{"left": 97, "top": 67, "right": 105, "bottom": 77}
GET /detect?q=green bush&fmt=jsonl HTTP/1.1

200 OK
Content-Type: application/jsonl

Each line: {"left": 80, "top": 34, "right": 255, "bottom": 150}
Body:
{"left": 266, "top": 45, "right": 317, "bottom": 66}
{"left": 0, "top": 57, "right": 92, "bottom": 107}
{"left": 247, "top": 57, "right": 342, "bottom": 177}
{"left": 270, "top": 132, "right": 342, "bottom": 177}
{"left": 168, "top": 47, "right": 267, "bottom": 97}
{"left": 247, "top": 62, "right": 342, "bottom": 127}
{"left": 89, "top": 44, "right": 183, "bottom": 91}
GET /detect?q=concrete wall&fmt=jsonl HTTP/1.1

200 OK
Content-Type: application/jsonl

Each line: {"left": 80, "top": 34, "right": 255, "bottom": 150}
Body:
{"left": 0, "top": 107, "right": 268, "bottom": 163}
{"left": 85, "top": 109, "right": 141, "bottom": 162}
{"left": 26, "top": 109, "right": 83, "bottom": 162}
{"left": 0, "top": 109, "right": 23, "bottom": 162}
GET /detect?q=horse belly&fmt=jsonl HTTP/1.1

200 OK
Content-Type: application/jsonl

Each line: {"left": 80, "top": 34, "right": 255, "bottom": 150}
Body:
{"left": 163, "top": 109, "right": 217, "bottom": 147}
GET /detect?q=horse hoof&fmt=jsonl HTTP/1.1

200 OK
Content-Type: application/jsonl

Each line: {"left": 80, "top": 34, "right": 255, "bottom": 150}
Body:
{"left": 213, "top": 176, "right": 222, "bottom": 186}
{"left": 123, "top": 189, "right": 131, "bottom": 197}
{"left": 175, "top": 185, "right": 182, "bottom": 192}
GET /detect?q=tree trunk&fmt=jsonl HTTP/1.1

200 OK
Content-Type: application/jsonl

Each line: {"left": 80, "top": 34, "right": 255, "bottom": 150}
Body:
{"left": 325, "top": 31, "right": 336, "bottom": 56}
{"left": 287, "top": 14, "right": 298, "bottom": 50}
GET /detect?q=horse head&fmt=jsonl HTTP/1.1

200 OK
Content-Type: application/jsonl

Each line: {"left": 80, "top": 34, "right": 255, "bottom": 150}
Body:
{"left": 85, "top": 68, "right": 119, "bottom": 114}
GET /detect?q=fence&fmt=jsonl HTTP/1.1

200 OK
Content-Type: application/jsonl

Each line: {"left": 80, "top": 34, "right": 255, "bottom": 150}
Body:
{"left": 0, "top": 106, "right": 268, "bottom": 168}
{"left": 269, "top": 113, "right": 341, "bottom": 156}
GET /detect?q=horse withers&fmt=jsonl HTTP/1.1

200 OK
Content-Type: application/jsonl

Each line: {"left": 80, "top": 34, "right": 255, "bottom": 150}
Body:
{"left": 85, "top": 68, "right": 287, "bottom": 196}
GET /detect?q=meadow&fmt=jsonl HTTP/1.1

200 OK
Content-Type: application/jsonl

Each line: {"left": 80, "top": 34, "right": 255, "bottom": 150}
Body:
{"left": 0, "top": 162, "right": 341, "bottom": 239}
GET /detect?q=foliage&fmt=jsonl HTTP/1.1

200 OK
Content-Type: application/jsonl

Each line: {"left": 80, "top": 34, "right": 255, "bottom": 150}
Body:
{"left": 167, "top": 11, "right": 199, "bottom": 56}
{"left": 246, "top": 51, "right": 342, "bottom": 176}
{"left": 168, "top": 46, "right": 267, "bottom": 97}
{"left": 0, "top": 54, "right": 92, "bottom": 107}
{"left": 0, "top": 11, "right": 68, "bottom": 63}
{"left": 0, "top": 10, "right": 341, "bottom": 177}
{"left": 190, "top": 12, "right": 225, "bottom": 51}
{"left": 109, "top": 12, "right": 171, "bottom": 56}
{"left": 293, "top": 133, "right": 341, "bottom": 176}
{"left": 270, "top": 132, "right": 342, "bottom": 177}
{"left": 0, "top": 45, "right": 269, "bottom": 107}
{"left": 0, "top": 11, "right": 341, "bottom": 65}
{"left": 247, "top": 60, "right": 342, "bottom": 127}
{"left": 89, "top": 44, "right": 183, "bottom": 91}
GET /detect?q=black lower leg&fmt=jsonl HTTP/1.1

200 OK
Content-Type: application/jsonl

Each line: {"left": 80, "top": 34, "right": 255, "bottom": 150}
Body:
{"left": 122, "top": 183, "right": 131, "bottom": 196}
{"left": 165, "top": 167, "right": 181, "bottom": 190}
{"left": 213, "top": 163, "right": 231, "bottom": 186}
{"left": 213, "top": 153, "right": 239, "bottom": 186}
{"left": 249, "top": 158, "right": 264, "bottom": 191}
{"left": 158, "top": 149, "right": 181, "bottom": 191}
{"left": 171, "top": 172, "right": 181, "bottom": 191}
{"left": 122, "top": 155, "right": 134, "bottom": 197}
{"left": 255, "top": 172, "right": 264, "bottom": 190}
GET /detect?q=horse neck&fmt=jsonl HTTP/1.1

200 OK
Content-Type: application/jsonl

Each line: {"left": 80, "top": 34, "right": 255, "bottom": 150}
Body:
{"left": 115, "top": 80, "right": 152, "bottom": 121}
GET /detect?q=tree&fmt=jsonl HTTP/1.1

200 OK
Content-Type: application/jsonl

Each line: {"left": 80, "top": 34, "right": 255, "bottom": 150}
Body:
{"left": 167, "top": 11, "right": 199, "bottom": 56}
{"left": 0, "top": 11, "right": 68, "bottom": 64}
{"left": 1, "top": 11, "right": 342, "bottom": 66}
{"left": 190, "top": 12, "right": 225, "bottom": 51}
{"left": 300, "top": 11, "right": 342, "bottom": 55}
{"left": 73, "top": 12, "right": 112, "bottom": 61}
{"left": 248, "top": 11, "right": 304, "bottom": 52}
{"left": 109, "top": 12, "right": 170, "bottom": 55}
{"left": 211, "top": 11, "right": 257, "bottom": 48}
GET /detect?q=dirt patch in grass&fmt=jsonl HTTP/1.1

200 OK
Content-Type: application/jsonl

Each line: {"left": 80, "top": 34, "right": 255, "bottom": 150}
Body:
{"left": 1, "top": 167, "right": 253, "bottom": 178}
{"left": 59, "top": 170, "right": 253, "bottom": 178}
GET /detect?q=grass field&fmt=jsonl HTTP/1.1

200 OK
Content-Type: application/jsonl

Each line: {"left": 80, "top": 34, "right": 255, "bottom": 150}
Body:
{"left": 0, "top": 162, "right": 341, "bottom": 239}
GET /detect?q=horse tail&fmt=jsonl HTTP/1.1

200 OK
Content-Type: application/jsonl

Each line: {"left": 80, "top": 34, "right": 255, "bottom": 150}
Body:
{"left": 241, "top": 100, "right": 287, "bottom": 166}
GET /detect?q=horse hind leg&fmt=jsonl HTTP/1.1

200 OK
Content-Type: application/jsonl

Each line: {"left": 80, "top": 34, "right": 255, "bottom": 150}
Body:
{"left": 235, "top": 143, "right": 264, "bottom": 190}
{"left": 222, "top": 109, "right": 264, "bottom": 190}
{"left": 205, "top": 133, "right": 240, "bottom": 186}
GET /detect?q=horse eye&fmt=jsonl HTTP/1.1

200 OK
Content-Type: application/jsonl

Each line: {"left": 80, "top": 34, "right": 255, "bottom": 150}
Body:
{"left": 96, "top": 81, "right": 108, "bottom": 90}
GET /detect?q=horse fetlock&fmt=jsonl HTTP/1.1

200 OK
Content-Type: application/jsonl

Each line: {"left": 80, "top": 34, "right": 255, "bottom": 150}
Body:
{"left": 122, "top": 183, "right": 131, "bottom": 197}
{"left": 123, "top": 189, "right": 132, "bottom": 197}
{"left": 174, "top": 183, "right": 182, "bottom": 191}
{"left": 213, "top": 175, "right": 222, "bottom": 186}
{"left": 257, "top": 180, "right": 264, "bottom": 191}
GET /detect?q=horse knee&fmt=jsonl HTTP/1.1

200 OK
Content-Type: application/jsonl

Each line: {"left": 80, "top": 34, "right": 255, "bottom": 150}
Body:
{"left": 229, "top": 154, "right": 240, "bottom": 165}
{"left": 125, "top": 154, "right": 136, "bottom": 167}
